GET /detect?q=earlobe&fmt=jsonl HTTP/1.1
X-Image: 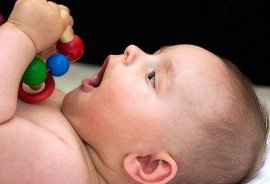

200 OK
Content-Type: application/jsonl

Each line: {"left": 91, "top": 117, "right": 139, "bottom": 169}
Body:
{"left": 123, "top": 153, "right": 178, "bottom": 184}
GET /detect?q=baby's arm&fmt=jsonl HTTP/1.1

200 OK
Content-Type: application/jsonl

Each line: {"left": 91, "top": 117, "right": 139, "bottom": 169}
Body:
{"left": 0, "top": 0, "right": 70, "bottom": 123}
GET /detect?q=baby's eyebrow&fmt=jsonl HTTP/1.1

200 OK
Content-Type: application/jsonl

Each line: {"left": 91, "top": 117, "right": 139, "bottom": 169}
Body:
{"left": 155, "top": 46, "right": 169, "bottom": 54}
{"left": 157, "top": 59, "right": 175, "bottom": 94}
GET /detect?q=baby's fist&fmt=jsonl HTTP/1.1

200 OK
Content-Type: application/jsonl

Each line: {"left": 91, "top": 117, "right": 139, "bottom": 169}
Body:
{"left": 8, "top": 0, "right": 71, "bottom": 52}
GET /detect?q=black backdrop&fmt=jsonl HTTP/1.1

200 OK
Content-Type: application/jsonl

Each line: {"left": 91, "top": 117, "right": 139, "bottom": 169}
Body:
{"left": 1, "top": 0, "right": 269, "bottom": 85}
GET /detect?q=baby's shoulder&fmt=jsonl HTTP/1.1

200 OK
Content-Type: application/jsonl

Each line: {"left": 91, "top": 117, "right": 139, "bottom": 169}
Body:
{"left": 0, "top": 89, "right": 91, "bottom": 183}
{"left": 15, "top": 88, "right": 72, "bottom": 142}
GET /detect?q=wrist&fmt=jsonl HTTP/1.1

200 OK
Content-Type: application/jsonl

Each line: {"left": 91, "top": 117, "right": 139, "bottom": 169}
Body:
{"left": 1, "top": 22, "right": 36, "bottom": 55}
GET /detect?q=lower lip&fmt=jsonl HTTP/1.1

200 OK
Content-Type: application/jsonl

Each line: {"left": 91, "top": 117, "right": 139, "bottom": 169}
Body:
{"left": 81, "top": 78, "right": 96, "bottom": 92}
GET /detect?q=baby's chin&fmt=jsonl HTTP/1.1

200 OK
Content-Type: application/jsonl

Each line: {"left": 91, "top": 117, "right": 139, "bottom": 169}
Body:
{"left": 61, "top": 89, "right": 80, "bottom": 123}
{"left": 62, "top": 86, "right": 80, "bottom": 108}
{"left": 60, "top": 101, "right": 73, "bottom": 124}
{"left": 61, "top": 101, "right": 84, "bottom": 138}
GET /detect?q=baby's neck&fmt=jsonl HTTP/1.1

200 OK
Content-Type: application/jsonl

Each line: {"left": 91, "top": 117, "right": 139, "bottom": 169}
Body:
{"left": 83, "top": 143, "right": 108, "bottom": 184}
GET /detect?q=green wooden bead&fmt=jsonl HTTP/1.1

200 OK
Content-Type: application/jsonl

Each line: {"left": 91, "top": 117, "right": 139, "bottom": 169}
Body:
{"left": 22, "top": 57, "right": 47, "bottom": 86}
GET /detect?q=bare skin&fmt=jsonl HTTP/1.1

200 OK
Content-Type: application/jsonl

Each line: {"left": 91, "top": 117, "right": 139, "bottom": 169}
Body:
{"left": 1, "top": 1, "right": 254, "bottom": 184}
{"left": 0, "top": 1, "right": 103, "bottom": 183}
{"left": 1, "top": 90, "right": 100, "bottom": 183}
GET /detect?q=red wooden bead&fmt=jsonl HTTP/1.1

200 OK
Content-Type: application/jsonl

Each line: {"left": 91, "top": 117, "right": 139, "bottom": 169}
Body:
{"left": 56, "top": 35, "right": 84, "bottom": 62}
{"left": 0, "top": 14, "right": 4, "bottom": 26}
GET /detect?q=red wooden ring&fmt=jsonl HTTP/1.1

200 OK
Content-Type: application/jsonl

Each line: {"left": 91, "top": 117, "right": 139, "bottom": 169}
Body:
{"left": 18, "top": 75, "right": 55, "bottom": 103}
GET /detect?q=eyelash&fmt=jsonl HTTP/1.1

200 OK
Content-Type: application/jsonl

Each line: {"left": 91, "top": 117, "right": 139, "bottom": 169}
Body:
{"left": 147, "top": 71, "right": 156, "bottom": 88}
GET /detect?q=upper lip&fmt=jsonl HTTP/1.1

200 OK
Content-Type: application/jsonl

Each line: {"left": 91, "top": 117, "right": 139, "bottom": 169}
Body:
{"left": 96, "top": 57, "right": 109, "bottom": 86}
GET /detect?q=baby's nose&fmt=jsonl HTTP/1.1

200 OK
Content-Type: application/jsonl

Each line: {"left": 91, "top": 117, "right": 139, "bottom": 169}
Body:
{"left": 124, "top": 44, "right": 144, "bottom": 64}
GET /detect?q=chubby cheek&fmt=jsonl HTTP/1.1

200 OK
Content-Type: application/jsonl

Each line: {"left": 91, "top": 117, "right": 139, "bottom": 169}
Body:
{"left": 81, "top": 76, "right": 151, "bottom": 145}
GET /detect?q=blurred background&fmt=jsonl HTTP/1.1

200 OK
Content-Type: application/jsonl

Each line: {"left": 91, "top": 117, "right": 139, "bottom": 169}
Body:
{"left": 1, "top": 0, "right": 269, "bottom": 85}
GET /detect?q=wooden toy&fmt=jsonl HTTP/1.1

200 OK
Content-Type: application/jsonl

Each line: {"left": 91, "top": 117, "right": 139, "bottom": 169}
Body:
{"left": 0, "top": 14, "right": 4, "bottom": 26}
{"left": 18, "top": 26, "right": 84, "bottom": 103}
{"left": 57, "top": 26, "right": 84, "bottom": 62}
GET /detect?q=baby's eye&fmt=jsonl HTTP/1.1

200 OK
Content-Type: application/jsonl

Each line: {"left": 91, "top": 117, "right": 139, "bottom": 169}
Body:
{"left": 147, "top": 71, "right": 156, "bottom": 88}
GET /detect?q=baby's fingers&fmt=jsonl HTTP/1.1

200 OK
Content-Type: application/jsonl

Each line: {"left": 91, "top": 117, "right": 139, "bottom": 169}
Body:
{"left": 59, "top": 5, "right": 70, "bottom": 21}
{"left": 58, "top": 5, "right": 73, "bottom": 27}
{"left": 47, "top": 1, "right": 60, "bottom": 13}
{"left": 47, "top": 1, "right": 70, "bottom": 25}
{"left": 58, "top": 4, "right": 69, "bottom": 13}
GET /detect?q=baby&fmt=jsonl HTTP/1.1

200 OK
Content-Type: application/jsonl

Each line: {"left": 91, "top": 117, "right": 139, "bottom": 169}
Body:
{"left": 0, "top": 0, "right": 269, "bottom": 184}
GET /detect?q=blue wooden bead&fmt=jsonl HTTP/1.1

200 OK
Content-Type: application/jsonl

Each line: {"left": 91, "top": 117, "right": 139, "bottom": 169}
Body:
{"left": 46, "top": 53, "right": 70, "bottom": 76}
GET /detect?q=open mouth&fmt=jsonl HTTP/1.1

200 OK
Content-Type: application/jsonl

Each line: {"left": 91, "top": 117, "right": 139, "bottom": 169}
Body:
{"left": 81, "top": 59, "right": 109, "bottom": 91}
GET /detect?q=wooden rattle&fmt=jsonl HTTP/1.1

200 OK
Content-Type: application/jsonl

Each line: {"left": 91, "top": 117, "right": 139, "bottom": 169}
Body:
{"left": 18, "top": 26, "right": 84, "bottom": 103}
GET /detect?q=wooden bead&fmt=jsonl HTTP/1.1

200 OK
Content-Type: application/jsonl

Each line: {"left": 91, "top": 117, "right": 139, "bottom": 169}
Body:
{"left": 57, "top": 35, "right": 84, "bottom": 62}
{"left": 46, "top": 53, "right": 70, "bottom": 76}
{"left": 22, "top": 57, "right": 47, "bottom": 86}
{"left": 0, "top": 14, "right": 4, "bottom": 26}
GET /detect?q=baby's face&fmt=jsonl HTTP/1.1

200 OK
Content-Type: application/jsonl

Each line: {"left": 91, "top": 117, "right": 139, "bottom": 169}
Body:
{"left": 62, "top": 44, "right": 230, "bottom": 155}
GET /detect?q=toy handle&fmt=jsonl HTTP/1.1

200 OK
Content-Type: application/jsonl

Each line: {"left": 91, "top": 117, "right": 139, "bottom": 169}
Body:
{"left": 59, "top": 26, "right": 74, "bottom": 43}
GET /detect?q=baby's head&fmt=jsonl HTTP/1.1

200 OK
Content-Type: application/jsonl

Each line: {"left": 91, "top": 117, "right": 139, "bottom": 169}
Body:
{"left": 62, "top": 44, "right": 269, "bottom": 184}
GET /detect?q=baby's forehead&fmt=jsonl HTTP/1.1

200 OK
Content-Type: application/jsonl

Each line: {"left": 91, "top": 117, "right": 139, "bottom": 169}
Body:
{"left": 162, "top": 45, "right": 236, "bottom": 117}
{"left": 161, "top": 44, "right": 219, "bottom": 59}
{"left": 159, "top": 45, "right": 226, "bottom": 71}
{"left": 155, "top": 45, "right": 235, "bottom": 99}
{"left": 162, "top": 45, "right": 228, "bottom": 77}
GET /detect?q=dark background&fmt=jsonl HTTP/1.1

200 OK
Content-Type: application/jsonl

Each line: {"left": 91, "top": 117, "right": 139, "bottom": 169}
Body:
{"left": 1, "top": 0, "right": 269, "bottom": 85}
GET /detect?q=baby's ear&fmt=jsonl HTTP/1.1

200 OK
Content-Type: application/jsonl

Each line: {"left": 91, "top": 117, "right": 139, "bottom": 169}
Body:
{"left": 123, "top": 153, "right": 177, "bottom": 184}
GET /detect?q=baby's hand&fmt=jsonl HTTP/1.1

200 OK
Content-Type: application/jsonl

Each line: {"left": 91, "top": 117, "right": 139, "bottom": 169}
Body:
{"left": 7, "top": 0, "right": 71, "bottom": 53}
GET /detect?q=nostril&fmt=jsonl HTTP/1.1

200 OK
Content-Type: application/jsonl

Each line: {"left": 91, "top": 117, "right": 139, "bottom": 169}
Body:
{"left": 124, "top": 44, "right": 138, "bottom": 55}
{"left": 124, "top": 44, "right": 140, "bottom": 64}
{"left": 123, "top": 54, "right": 133, "bottom": 65}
